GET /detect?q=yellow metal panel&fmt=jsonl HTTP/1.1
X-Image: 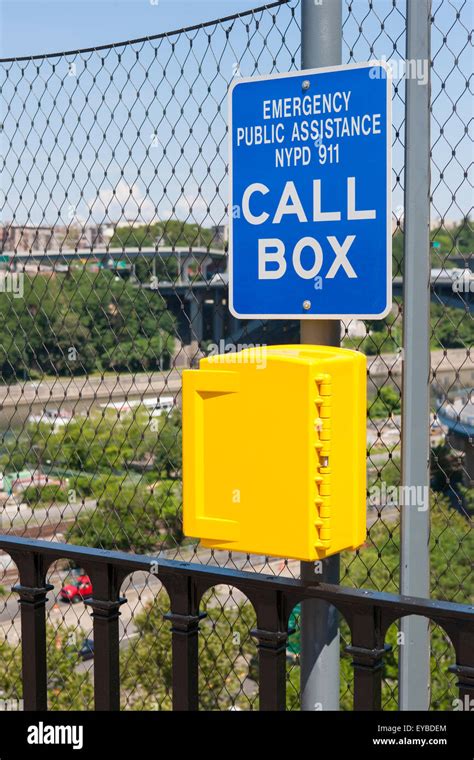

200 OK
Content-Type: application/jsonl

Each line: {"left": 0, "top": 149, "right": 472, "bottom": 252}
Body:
{"left": 183, "top": 345, "right": 366, "bottom": 561}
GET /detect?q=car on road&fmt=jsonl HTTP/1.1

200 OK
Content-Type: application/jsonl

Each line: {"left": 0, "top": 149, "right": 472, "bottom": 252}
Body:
{"left": 59, "top": 574, "right": 93, "bottom": 604}
{"left": 78, "top": 638, "right": 94, "bottom": 661}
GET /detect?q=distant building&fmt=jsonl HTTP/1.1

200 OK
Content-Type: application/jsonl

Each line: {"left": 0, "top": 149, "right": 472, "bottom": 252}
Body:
{"left": 0, "top": 225, "right": 63, "bottom": 252}
{"left": 80, "top": 224, "right": 106, "bottom": 249}
{"left": 0, "top": 223, "right": 107, "bottom": 252}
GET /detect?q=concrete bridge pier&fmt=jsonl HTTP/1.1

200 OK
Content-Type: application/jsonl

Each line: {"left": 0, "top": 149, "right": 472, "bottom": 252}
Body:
{"left": 188, "top": 293, "right": 204, "bottom": 344}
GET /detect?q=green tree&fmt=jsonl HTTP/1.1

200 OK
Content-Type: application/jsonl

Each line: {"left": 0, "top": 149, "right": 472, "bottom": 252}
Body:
{"left": 120, "top": 590, "right": 257, "bottom": 710}
{"left": 430, "top": 303, "right": 474, "bottom": 349}
{"left": 154, "top": 409, "right": 182, "bottom": 477}
{"left": 430, "top": 443, "right": 464, "bottom": 492}
{"left": 369, "top": 386, "right": 401, "bottom": 419}
{"left": 285, "top": 494, "right": 472, "bottom": 710}
{"left": 24, "top": 406, "right": 181, "bottom": 478}
{"left": 67, "top": 477, "right": 182, "bottom": 552}
{"left": 458, "top": 484, "right": 474, "bottom": 515}
{"left": 339, "top": 494, "right": 472, "bottom": 709}
{"left": 22, "top": 483, "right": 68, "bottom": 508}
{"left": 0, "top": 624, "right": 93, "bottom": 710}
{"left": 0, "top": 271, "right": 176, "bottom": 381}
{"left": 110, "top": 220, "right": 222, "bottom": 252}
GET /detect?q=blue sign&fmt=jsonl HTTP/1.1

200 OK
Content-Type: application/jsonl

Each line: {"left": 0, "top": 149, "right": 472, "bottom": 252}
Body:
{"left": 228, "top": 63, "right": 391, "bottom": 319}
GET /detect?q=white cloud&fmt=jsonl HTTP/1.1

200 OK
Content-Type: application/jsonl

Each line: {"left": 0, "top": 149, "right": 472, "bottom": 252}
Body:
{"left": 88, "top": 180, "right": 222, "bottom": 227}
{"left": 88, "top": 180, "right": 156, "bottom": 223}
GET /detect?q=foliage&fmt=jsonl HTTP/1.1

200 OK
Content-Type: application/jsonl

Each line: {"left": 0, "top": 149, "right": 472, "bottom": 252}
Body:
{"left": 337, "top": 619, "right": 458, "bottom": 711}
{"left": 14, "top": 407, "right": 181, "bottom": 478}
{"left": 343, "top": 314, "right": 402, "bottom": 356}
{"left": 288, "top": 494, "right": 472, "bottom": 710}
{"left": 0, "top": 624, "right": 93, "bottom": 710}
{"left": 368, "top": 460, "right": 401, "bottom": 492}
{"left": 368, "top": 386, "right": 401, "bottom": 419}
{"left": 0, "top": 271, "right": 175, "bottom": 381}
{"left": 430, "top": 302, "right": 474, "bottom": 350}
{"left": 458, "top": 485, "right": 474, "bottom": 516}
{"left": 2, "top": 407, "right": 183, "bottom": 551}
{"left": 0, "top": 493, "right": 470, "bottom": 711}
{"left": 120, "top": 589, "right": 257, "bottom": 710}
{"left": 0, "top": 638, "right": 22, "bottom": 703}
{"left": 109, "top": 219, "right": 225, "bottom": 284}
{"left": 67, "top": 476, "right": 182, "bottom": 552}
{"left": 0, "top": 436, "right": 35, "bottom": 474}
{"left": 118, "top": 494, "right": 472, "bottom": 712}
{"left": 342, "top": 298, "right": 403, "bottom": 356}
{"left": 393, "top": 216, "right": 474, "bottom": 275}
{"left": 110, "top": 220, "right": 223, "bottom": 253}
{"left": 46, "top": 626, "right": 94, "bottom": 710}
{"left": 344, "top": 300, "right": 473, "bottom": 355}
{"left": 430, "top": 443, "right": 464, "bottom": 492}
{"left": 338, "top": 494, "right": 473, "bottom": 710}
{"left": 430, "top": 216, "right": 474, "bottom": 261}
{"left": 22, "top": 483, "right": 68, "bottom": 508}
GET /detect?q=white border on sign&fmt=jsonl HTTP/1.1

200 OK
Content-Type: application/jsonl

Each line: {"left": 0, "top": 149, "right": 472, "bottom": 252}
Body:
{"left": 227, "top": 61, "right": 392, "bottom": 320}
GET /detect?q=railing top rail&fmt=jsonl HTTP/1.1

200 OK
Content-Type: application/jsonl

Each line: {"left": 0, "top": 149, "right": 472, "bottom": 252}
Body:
{"left": 1, "top": 534, "right": 472, "bottom": 624}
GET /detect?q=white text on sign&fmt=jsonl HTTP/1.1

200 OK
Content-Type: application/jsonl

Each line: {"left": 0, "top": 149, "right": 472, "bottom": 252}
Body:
{"left": 240, "top": 177, "right": 376, "bottom": 280}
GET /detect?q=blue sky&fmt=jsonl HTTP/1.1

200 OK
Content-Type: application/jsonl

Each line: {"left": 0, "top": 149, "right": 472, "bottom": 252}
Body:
{"left": 0, "top": 1, "right": 262, "bottom": 58}
{"left": 0, "top": 1, "right": 471, "bottom": 228}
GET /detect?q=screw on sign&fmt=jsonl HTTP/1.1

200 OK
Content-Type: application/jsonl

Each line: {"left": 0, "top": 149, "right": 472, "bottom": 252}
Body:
{"left": 229, "top": 62, "right": 392, "bottom": 320}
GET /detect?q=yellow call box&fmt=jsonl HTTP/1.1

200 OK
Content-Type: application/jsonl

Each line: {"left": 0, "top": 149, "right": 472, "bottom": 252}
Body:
{"left": 183, "top": 345, "right": 366, "bottom": 561}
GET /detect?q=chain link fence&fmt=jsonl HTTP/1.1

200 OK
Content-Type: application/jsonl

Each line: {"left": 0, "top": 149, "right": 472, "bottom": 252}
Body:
{"left": 0, "top": 0, "right": 472, "bottom": 711}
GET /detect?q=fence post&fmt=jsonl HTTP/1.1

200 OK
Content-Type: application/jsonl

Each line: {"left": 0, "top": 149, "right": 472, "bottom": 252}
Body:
{"left": 399, "top": 0, "right": 432, "bottom": 711}
{"left": 299, "top": 0, "right": 342, "bottom": 712}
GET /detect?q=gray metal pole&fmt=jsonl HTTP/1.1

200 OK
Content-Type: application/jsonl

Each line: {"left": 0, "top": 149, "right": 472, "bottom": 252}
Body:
{"left": 300, "top": 0, "right": 342, "bottom": 712}
{"left": 399, "top": 0, "right": 432, "bottom": 711}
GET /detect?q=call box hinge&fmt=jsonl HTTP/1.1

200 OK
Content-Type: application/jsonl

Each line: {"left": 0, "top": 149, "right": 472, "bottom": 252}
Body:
{"left": 314, "top": 373, "right": 332, "bottom": 549}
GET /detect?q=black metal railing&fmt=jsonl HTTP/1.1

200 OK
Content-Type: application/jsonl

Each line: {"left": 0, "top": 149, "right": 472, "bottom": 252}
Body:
{"left": 1, "top": 534, "right": 473, "bottom": 711}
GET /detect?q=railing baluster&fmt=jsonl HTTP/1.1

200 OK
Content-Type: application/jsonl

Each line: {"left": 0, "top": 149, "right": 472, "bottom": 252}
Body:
{"left": 10, "top": 551, "right": 53, "bottom": 711}
{"left": 346, "top": 643, "right": 390, "bottom": 711}
{"left": 165, "top": 610, "right": 206, "bottom": 711}
{"left": 346, "top": 608, "right": 390, "bottom": 711}
{"left": 86, "top": 563, "right": 127, "bottom": 711}
{"left": 252, "top": 590, "right": 289, "bottom": 711}
{"left": 450, "top": 663, "right": 474, "bottom": 708}
{"left": 447, "top": 622, "right": 474, "bottom": 710}
{"left": 13, "top": 582, "right": 54, "bottom": 711}
{"left": 252, "top": 628, "right": 288, "bottom": 710}
{"left": 163, "top": 573, "right": 204, "bottom": 711}
{"left": 0, "top": 539, "right": 472, "bottom": 713}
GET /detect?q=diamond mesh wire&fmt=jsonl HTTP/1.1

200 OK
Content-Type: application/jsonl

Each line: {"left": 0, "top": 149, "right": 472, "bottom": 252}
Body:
{"left": 427, "top": 0, "right": 473, "bottom": 711}
{"left": 0, "top": 0, "right": 471, "bottom": 711}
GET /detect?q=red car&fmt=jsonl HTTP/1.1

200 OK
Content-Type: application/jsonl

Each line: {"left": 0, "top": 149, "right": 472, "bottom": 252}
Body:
{"left": 59, "top": 574, "right": 93, "bottom": 604}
